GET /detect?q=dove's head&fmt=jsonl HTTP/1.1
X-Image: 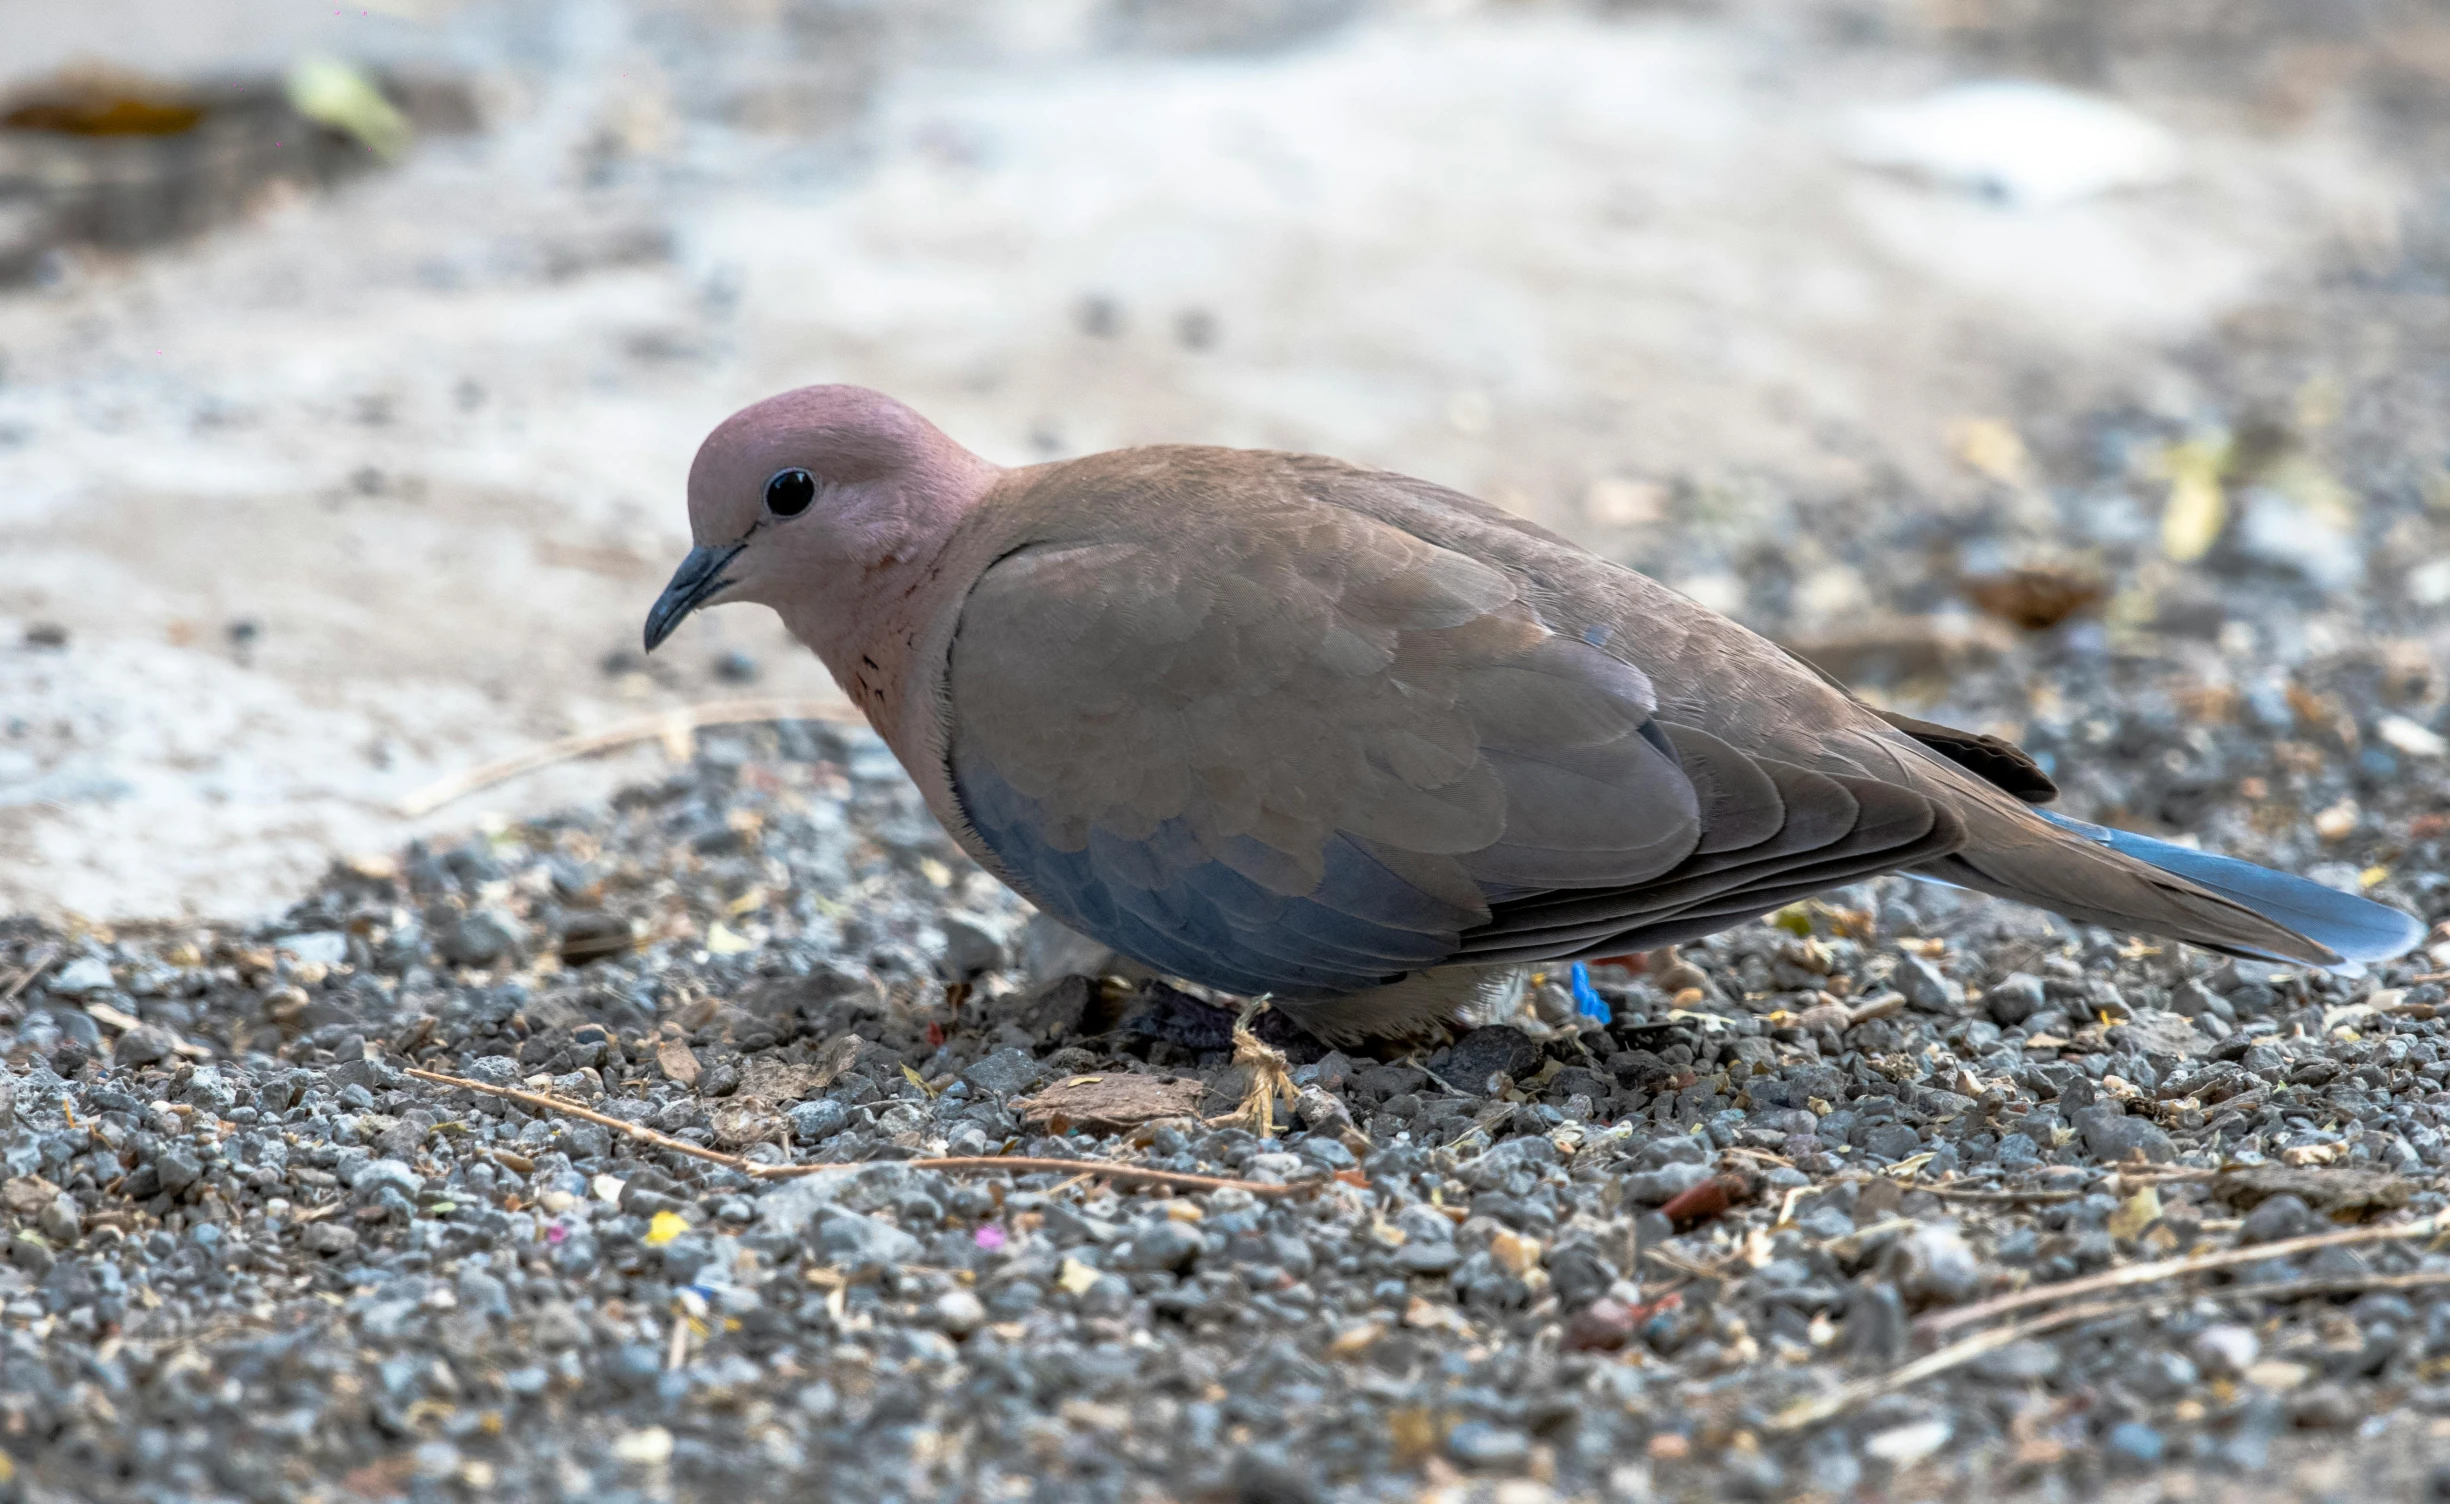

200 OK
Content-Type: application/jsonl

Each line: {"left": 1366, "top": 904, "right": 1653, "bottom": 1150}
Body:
{"left": 644, "top": 385, "right": 1001, "bottom": 659}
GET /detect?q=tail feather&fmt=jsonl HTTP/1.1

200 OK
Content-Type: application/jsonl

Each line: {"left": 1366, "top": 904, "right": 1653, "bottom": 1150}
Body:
{"left": 2034, "top": 812, "right": 2424, "bottom": 965}
{"left": 1914, "top": 804, "right": 2423, "bottom": 968}
{"left": 1851, "top": 706, "right": 2425, "bottom": 967}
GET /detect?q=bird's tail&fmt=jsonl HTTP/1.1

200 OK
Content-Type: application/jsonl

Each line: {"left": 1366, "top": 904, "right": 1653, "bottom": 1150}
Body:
{"left": 1915, "top": 806, "right": 2424, "bottom": 967}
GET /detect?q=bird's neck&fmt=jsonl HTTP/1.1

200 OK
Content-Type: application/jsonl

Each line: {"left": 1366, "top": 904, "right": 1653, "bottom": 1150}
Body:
{"left": 791, "top": 456, "right": 999, "bottom": 754}
{"left": 812, "top": 564, "right": 931, "bottom": 737}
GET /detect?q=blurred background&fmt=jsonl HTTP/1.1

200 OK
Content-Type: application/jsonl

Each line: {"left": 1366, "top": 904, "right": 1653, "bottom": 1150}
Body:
{"left": 3, "top": 0, "right": 2448, "bottom": 922}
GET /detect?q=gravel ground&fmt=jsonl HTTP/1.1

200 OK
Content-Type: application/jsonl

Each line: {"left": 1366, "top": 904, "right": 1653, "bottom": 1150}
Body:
{"left": 7, "top": 521, "right": 2450, "bottom": 1504}
{"left": 11, "top": 7, "right": 2450, "bottom": 1503}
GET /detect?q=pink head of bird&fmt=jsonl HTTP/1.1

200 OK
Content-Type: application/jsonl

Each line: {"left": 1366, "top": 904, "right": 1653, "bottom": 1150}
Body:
{"left": 642, "top": 384, "right": 1001, "bottom": 664}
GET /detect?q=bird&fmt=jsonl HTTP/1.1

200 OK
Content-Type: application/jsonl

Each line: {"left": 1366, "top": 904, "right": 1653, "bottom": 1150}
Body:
{"left": 644, "top": 384, "right": 2423, "bottom": 1040}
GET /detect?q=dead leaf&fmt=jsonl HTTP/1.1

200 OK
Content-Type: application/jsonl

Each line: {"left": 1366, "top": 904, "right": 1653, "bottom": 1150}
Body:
{"left": 2, "top": 1175, "right": 60, "bottom": 1216}
{"left": 2106, "top": 1185, "right": 2161, "bottom": 1241}
{"left": 1784, "top": 613, "right": 2013, "bottom": 683}
{"left": 1489, "top": 1229, "right": 1542, "bottom": 1276}
{"left": 1388, "top": 1407, "right": 1441, "bottom": 1468}
{"left": 801, "top": 1033, "right": 864, "bottom": 1093}
{"left": 1403, "top": 1295, "right": 1474, "bottom": 1336}
{"left": 735, "top": 1054, "right": 843, "bottom": 1107}
{"left": 2160, "top": 435, "right": 2228, "bottom": 562}
{"left": 2108, "top": 1010, "right": 2209, "bottom": 1060}
{"left": 1948, "top": 416, "right": 2033, "bottom": 486}
{"left": 2212, "top": 1164, "right": 2411, "bottom": 1220}
{"left": 708, "top": 1103, "right": 781, "bottom": 1149}
{"left": 1012, "top": 1074, "right": 1207, "bottom": 1132}
{"left": 1963, "top": 565, "right": 2106, "bottom": 631}
{"left": 1328, "top": 1321, "right": 1385, "bottom": 1358}
{"left": 655, "top": 1033, "right": 699, "bottom": 1088}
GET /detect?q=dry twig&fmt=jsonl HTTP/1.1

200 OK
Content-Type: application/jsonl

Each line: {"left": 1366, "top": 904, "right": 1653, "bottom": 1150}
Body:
{"left": 1910, "top": 1182, "right": 2082, "bottom": 1206}
{"left": 405, "top": 1066, "right": 1304, "bottom": 1199}
{"left": 1772, "top": 1267, "right": 2450, "bottom": 1432}
{"left": 1641, "top": 1242, "right": 1747, "bottom": 1283}
{"left": 1918, "top": 1211, "right": 2446, "bottom": 1337}
{"left": 1911, "top": 1167, "right": 2217, "bottom": 1206}
{"left": 396, "top": 697, "right": 865, "bottom": 818}
{"left": 0, "top": 945, "right": 60, "bottom": 1011}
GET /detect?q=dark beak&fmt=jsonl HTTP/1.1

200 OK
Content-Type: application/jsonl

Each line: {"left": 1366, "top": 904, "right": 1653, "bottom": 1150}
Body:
{"left": 643, "top": 542, "right": 745, "bottom": 652}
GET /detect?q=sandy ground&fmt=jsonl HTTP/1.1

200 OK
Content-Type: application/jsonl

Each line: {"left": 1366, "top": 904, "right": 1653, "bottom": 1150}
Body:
{"left": 0, "top": 0, "right": 2416, "bottom": 918}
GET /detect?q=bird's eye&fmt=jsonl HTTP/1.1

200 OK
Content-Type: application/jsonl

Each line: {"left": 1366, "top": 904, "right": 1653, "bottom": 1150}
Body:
{"left": 764, "top": 468, "right": 817, "bottom": 517}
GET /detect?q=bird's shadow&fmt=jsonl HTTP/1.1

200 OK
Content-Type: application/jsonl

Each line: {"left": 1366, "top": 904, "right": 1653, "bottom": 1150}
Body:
{"left": 1108, "top": 979, "right": 1332, "bottom": 1064}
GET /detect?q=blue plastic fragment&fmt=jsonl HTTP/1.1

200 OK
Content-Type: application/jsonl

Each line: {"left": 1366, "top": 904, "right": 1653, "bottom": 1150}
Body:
{"left": 1568, "top": 962, "right": 1610, "bottom": 1025}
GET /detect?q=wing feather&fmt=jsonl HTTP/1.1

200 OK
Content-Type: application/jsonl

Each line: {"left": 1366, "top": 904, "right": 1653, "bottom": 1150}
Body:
{"left": 947, "top": 498, "right": 1708, "bottom": 995}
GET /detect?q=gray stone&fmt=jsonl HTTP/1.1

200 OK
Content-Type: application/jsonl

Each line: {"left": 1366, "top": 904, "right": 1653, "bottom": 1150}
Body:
{"left": 461, "top": 1055, "right": 520, "bottom": 1087}
{"left": 1621, "top": 1161, "right": 1714, "bottom": 1204}
{"left": 932, "top": 1289, "right": 987, "bottom": 1336}
{"left": 1245, "top": 1151, "right": 1307, "bottom": 1183}
{"left": 1882, "top": 1225, "right": 1981, "bottom": 1307}
{"left": 1443, "top": 1027, "right": 1543, "bottom": 1091}
{"left": 438, "top": 910, "right": 524, "bottom": 969}
{"left": 2241, "top": 1193, "right": 2314, "bottom": 1245}
{"left": 1443, "top": 1420, "right": 1530, "bottom": 1470}
{"left": 986, "top": 1281, "right": 1043, "bottom": 1320}
{"left": 1846, "top": 1282, "right": 1908, "bottom": 1363}
{"left": 1986, "top": 972, "right": 2047, "bottom": 1026}
{"left": 36, "top": 1191, "right": 79, "bottom": 1245}
{"left": 2074, "top": 1106, "right": 2175, "bottom": 1164}
{"left": 1394, "top": 1242, "right": 1463, "bottom": 1275}
{"left": 937, "top": 913, "right": 1008, "bottom": 978}
{"left": 153, "top": 1146, "right": 202, "bottom": 1196}
{"left": 9, "top": 1233, "right": 53, "bottom": 1275}
{"left": 809, "top": 1207, "right": 922, "bottom": 1268}
{"left": 1114, "top": 1220, "right": 1207, "bottom": 1273}
{"left": 274, "top": 931, "right": 350, "bottom": 967}
{"left": 48, "top": 957, "right": 114, "bottom": 995}
{"left": 351, "top": 1158, "right": 424, "bottom": 1205}
{"left": 180, "top": 1067, "right": 236, "bottom": 1116}
{"left": 1042, "top": 1205, "right": 1122, "bottom": 1245}
{"left": 788, "top": 1099, "right": 851, "bottom": 1143}
{"left": 1856, "top": 1122, "right": 1922, "bottom": 1161}
{"left": 1295, "top": 1135, "right": 1355, "bottom": 1170}
{"left": 330, "top": 1056, "right": 401, "bottom": 1093}
{"left": 2193, "top": 1322, "right": 2259, "bottom": 1376}
{"left": 113, "top": 1026, "right": 178, "bottom": 1067}
{"left": 959, "top": 1048, "right": 1044, "bottom": 1098}
{"left": 1464, "top": 1135, "right": 1561, "bottom": 1183}
{"left": 1634, "top": 1133, "right": 1711, "bottom": 1169}
{"left": 1354, "top": 1064, "right": 1427, "bottom": 1100}
{"left": 753, "top": 1175, "right": 850, "bottom": 1238}
{"left": 1223, "top": 1452, "right": 1320, "bottom": 1504}
{"left": 1106, "top": 0, "right": 1366, "bottom": 58}
{"left": 302, "top": 1222, "right": 359, "bottom": 1256}
{"left": 2169, "top": 978, "right": 2233, "bottom": 1023}
{"left": 1016, "top": 912, "right": 1116, "bottom": 985}
{"left": 2130, "top": 1350, "right": 2199, "bottom": 1400}
{"left": 1894, "top": 955, "right": 1964, "bottom": 1014}
{"left": 2291, "top": 1381, "right": 2359, "bottom": 1429}
{"left": 456, "top": 1268, "right": 511, "bottom": 1319}
{"left": 2104, "top": 1422, "right": 2163, "bottom": 1471}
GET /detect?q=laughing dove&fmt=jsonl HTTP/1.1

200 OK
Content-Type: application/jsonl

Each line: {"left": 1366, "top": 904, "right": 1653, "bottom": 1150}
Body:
{"left": 645, "top": 385, "right": 2420, "bottom": 1038}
